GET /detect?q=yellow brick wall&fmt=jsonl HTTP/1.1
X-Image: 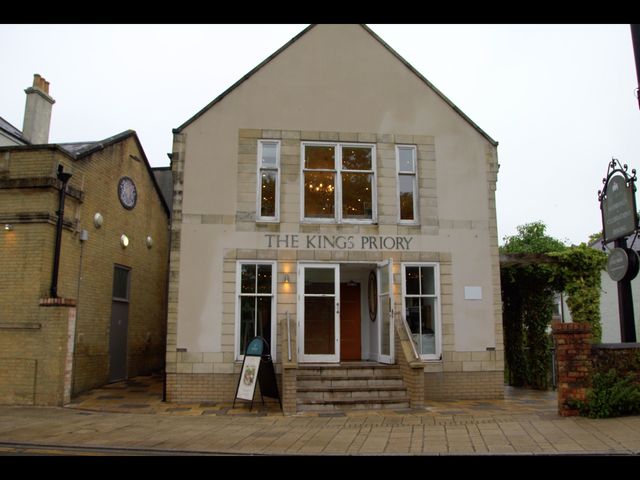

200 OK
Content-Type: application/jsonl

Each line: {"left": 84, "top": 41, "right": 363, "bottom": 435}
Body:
{"left": 0, "top": 136, "right": 169, "bottom": 405}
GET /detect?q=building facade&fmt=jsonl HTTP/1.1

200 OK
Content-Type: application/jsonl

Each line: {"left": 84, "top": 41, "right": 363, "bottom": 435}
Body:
{"left": 0, "top": 75, "right": 170, "bottom": 406}
{"left": 166, "top": 25, "right": 503, "bottom": 412}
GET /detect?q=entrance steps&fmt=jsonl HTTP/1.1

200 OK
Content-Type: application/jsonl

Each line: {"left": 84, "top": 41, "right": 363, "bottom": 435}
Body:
{"left": 296, "top": 363, "right": 410, "bottom": 412}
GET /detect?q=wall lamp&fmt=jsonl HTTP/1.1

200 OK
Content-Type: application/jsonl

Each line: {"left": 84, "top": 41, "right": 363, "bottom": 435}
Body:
{"left": 284, "top": 274, "right": 290, "bottom": 283}
{"left": 4, "top": 224, "right": 13, "bottom": 231}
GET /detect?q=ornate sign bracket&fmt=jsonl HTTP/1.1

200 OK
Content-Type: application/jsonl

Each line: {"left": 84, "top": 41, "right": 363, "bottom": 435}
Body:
{"left": 598, "top": 158, "right": 639, "bottom": 247}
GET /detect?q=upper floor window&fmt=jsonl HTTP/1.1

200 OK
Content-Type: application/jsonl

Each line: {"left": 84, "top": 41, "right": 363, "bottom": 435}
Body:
{"left": 301, "top": 142, "right": 376, "bottom": 223}
{"left": 256, "top": 140, "right": 280, "bottom": 222}
{"left": 396, "top": 145, "right": 418, "bottom": 224}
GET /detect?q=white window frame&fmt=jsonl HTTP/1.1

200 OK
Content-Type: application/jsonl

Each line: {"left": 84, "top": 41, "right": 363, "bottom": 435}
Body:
{"left": 256, "top": 140, "right": 280, "bottom": 223}
{"left": 401, "top": 262, "right": 441, "bottom": 361}
{"left": 396, "top": 145, "right": 419, "bottom": 225}
{"left": 235, "top": 260, "right": 277, "bottom": 361}
{"left": 300, "top": 141, "right": 377, "bottom": 224}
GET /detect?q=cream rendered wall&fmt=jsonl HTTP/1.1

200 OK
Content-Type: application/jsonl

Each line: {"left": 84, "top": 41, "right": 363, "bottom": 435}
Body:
{"left": 176, "top": 24, "right": 498, "bottom": 356}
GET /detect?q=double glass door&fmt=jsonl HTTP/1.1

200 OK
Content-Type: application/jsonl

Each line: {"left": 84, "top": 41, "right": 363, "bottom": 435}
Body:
{"left": 298, "top": 261, "right": 394, "bottom": 364}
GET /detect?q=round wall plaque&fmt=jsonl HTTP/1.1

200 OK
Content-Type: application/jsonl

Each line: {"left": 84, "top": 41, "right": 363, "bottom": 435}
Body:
{"left": 368, "top": 271, "right": 377, "bottom": 322}
{"left": 118, "top": 177, "right": 137, "bottom": 210}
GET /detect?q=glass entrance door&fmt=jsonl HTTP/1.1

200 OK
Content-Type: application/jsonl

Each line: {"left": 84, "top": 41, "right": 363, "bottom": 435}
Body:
{"left": 378, "top": 259, "right": 394, "bottom": 364}
{"left": 299, "top": 263, "right": 340, "bottom": 362}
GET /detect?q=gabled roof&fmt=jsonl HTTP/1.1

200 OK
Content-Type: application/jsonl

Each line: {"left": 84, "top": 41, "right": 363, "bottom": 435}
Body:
{"left": 0, "top": 116, "right": 28, "bottom": 144}
{"left": 0, "top": 129, "right": 170, "bottom": 217}
{"left": 174, "top": 24, "right": 498, "bottom": 147}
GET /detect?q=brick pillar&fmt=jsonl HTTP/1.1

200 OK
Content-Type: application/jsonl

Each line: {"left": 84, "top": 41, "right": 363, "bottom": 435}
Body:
{"left": 552, "top": 322, "right": 592, "bottom": 416}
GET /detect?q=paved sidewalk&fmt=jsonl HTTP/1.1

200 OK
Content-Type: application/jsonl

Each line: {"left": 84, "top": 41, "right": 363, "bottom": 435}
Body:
{"left": 0, "top": 374, "right": 639, "bottom": 455}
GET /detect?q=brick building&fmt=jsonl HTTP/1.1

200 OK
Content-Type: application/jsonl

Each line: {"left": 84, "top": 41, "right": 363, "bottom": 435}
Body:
{"left": 0, "top": 75, "right": 170, "bottom": 406}
{"left": 167, "top": 24, "right": 503, "bottom": 413}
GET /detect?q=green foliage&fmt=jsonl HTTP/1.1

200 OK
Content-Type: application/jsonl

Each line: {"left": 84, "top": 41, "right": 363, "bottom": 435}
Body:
{"left": 578, "top": 369, "right": 640, "bottom": 418}
{"left": 500, "top": 222, "right": 606, "bottom": 389}
{"left": 501, "top": 222, "right": 566, "bottom": 390}
{"left": 551, "top": 244, "right": 606, "bottom": 342}
{"left": 502, "top": 221, "right": 567, "bottom": 255}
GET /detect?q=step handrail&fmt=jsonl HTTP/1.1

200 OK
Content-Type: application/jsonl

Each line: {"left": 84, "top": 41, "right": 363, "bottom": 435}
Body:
{"left": 399, "top": 313, "right": 420, "bottom": 360}
{"left": 286, "top": 311, "right": 292, "bottom": 362}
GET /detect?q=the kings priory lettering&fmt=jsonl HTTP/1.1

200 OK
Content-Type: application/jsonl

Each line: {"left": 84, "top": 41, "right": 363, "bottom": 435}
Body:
{"left": 264, "top": 234, "right": 414, "bottom": 251}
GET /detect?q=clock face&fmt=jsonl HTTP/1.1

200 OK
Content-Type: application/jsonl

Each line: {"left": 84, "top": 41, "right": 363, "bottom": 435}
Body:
{"left": 118, "top": 177, "right": 137, "bottom": 210}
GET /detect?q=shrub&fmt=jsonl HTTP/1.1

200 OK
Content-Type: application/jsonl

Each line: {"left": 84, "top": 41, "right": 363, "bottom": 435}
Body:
{"left": 580, "top": 369, "right": 640, "bottom": 418}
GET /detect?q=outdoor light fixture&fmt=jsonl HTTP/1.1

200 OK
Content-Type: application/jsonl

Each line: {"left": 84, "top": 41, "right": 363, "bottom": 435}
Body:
{"left": 4, "top": 224, "right": 13, "bottom": 231}
{"left": 146, "top": 235, "right": 153, "bottom": 249}
{"left": 120, "top": 234, "right": 129, "bottom": 248}
{"left": 284, "top": 274, "right": 290, "bottom": 283}
{"left": 93, "top": 213, "right": 103, "bottom": 228}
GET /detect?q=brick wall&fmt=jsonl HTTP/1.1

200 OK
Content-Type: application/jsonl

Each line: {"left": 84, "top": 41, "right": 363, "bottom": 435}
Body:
{"left": 0, "top": 136, "right": 169, "bottom": 405}
{"left": 424, "top": 371, "right": 504, "bottom": 401}
{"left": 552, "top": 321, "right": 592, "bottom": 416}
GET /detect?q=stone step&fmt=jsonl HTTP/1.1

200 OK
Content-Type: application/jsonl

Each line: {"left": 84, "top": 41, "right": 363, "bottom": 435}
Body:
{"left": 297, "top": 376, "right": 405, "bottom": 388}
{"left": 294, "top": 363, "right": 410, "bottom": 413}
{"left": 298, "top": 386, "right": 408, "bottom": 401}
{"left": 296, "top": 397, "right": 411, "bottom": 412}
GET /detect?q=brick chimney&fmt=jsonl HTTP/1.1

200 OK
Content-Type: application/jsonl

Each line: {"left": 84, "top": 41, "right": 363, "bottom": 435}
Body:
{"left": 22, "top": 73, "right": 55, "bottom": 144}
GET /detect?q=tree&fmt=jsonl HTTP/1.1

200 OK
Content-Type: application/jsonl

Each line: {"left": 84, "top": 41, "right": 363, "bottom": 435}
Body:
{"left": 500, "top": 221, "right": 606, "bottom": 389}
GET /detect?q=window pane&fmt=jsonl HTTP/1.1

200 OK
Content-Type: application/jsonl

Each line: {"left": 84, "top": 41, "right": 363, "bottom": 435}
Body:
{"left": 112, "top": 266, "right": 129, "bottom": 300}
{"left": 257, "top": 264, "right": 272, "bottom": 294}
{"left": 342, "top": 172, "right": 372, "bottom": 219}
{"left": 419, "top": 297, "right": 436, "bottom": 355}
{"left": 304, "top": 296, "right": 335, "bottom": 355}
{"left": 240, "top": 296, "right": 256, "bottom": 355}
{"left": 261, "top": 142, "right": 277, "bottom": 166}
{"left": 405, "top": 266, "right": 420, "bottom": 295}
{"left": 405, "top": 296, "right": 436, "bottom": 355}
{"left": 420, "top": 266, "right": 435, "bottom": 295}
{"left": 305, "top": 268, "right": 335, "bottom": 294}
{"left": 342, "top": 146, "right": 372, "bottom": 170}
{"left": 399, "top": 174, "right": 415, "bottom": 221}
{"left": 406, "top": 297, "right": 421, "bottom": 336}
{"left": 256, "top": 296, "right": 272, "bottom": 348}
{"left": 260, "top": 169, "right": 277, "bottom": 217}
{"left": 304, "top": 171, "right": 335, "bottom": 218}
{"left": 398, "top": 148, "right": 415, "bottom": 172}
{"left": 241, "top": 264, "right": 256, "bottom": 293}
{"left": 305, "top": 145, "right": 335, "bottom": 169}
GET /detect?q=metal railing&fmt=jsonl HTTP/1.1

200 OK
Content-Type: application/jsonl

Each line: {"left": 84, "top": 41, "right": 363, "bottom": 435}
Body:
{"left": 286, "top": 311, "right": 292, "bottom": 362}
{"left": 398, "top": 313, "right": 420, "bottom": 360}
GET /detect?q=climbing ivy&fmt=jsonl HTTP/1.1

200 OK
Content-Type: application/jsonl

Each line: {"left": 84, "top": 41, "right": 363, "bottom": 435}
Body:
{"left": 500, "top": 222, "right": 606, "bottom": 390}
{"left": 552, "top": 244, "right": 606, "bottom": 342}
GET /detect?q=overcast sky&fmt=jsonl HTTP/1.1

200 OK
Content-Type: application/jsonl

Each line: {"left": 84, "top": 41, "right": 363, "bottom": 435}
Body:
{"left": 1, "top": 24, "right": 638, "bottom": 246}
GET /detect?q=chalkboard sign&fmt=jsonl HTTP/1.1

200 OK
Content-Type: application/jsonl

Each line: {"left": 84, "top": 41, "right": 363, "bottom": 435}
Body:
{"left": 233, "top": 337, "right": 281, "bottom": 411}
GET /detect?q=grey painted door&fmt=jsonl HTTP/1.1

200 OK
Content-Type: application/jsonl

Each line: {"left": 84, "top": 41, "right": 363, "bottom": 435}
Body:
{"left": 109, "top": 265, "right": 130, "bottom": 383}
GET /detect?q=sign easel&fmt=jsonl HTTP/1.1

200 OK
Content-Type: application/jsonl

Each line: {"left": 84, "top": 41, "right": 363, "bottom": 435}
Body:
{"left": 233, "top": 336, "right": 282, "bottom": 411}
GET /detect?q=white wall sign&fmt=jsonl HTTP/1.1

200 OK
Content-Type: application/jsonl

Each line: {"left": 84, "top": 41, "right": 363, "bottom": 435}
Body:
{"left": 464, "top": 286, "right": 482, "bottom": 300}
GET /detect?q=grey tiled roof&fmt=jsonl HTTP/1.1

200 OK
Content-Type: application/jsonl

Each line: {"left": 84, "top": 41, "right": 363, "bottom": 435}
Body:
{"left": 0, "top": 116, "right": 27, "bottom": 144}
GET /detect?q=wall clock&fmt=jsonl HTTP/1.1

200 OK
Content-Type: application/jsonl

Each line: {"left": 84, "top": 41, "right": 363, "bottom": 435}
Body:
{"left": 118, "top": 176, "right": 137, "bottom": 210}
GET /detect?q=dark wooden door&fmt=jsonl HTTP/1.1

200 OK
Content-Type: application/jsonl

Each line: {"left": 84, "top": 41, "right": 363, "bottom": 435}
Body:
{"left": 340, "top": 283, "right": 361, "bottom": 361}
{"left": 109, "top": 265, "right": 130, "bottom": 382}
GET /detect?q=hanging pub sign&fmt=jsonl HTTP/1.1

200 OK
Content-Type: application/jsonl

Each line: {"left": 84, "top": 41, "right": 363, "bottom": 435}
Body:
{"left": 599, "top": 159, "right": 639, "bottom": 244}
{"left": 233, "top": 336, "right": 281, "bottom": 411}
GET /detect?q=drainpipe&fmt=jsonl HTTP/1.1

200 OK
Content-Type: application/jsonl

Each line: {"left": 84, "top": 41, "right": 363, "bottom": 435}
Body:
{"left": 50, "top": 165, "right": 72, "bottom": 298}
